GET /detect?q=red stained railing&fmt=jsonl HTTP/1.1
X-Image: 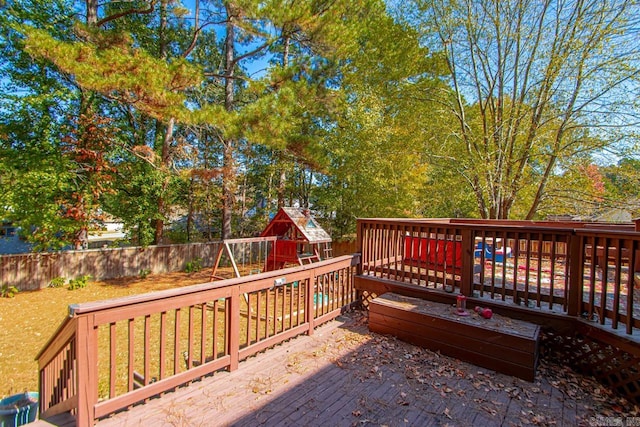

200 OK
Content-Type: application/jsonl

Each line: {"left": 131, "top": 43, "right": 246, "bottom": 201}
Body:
{"left": 36, "top": 255, "right": 359, "bottom": 427}
{"left": 357, "top": 218, "right": 639, "bottom": 334}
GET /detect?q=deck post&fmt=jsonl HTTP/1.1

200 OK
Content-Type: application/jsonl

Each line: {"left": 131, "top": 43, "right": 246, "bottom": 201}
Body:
{"left": 634, "top": 219, "right": 640, "bottom": 277}
{"left": 459, "top": 228, "right": 474, "bottom": 297}
{"left": 75, "top": 315, "right": 97, "bottom": 427}
{"left": 228, "top": 289, "right": 240, "bottom": 371}
{"left": 355, "top": 220, "right": 364, "bottom": 304}
{"left": 356, "top": 220, "right": 364, "bottom": 276}
{"left": 567, "top": 232, "right": 583, "bottom": 317}
{"left": 306, "top": 270, "right": 316, "bottom": 335}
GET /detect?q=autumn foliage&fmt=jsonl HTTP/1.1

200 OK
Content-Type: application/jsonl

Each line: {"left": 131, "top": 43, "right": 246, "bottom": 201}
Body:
{"left": 59, "top": 111, "right": 117, "bottom": 247}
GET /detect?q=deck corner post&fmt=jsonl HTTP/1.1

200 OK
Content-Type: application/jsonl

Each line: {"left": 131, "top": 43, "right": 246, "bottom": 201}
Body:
{"left": 75, "top": 315, "right": 97, "bottom": 427}
{"left": 567, "top": 233, "right": 583, "bottom": 317}
{"left": 460, "top": 228, "right": 474, "bottom": 297}
{"left": 356, "top": 220, "right": 364, "bottom": 276}
{"left": 355, "top": 220, "right": 365, "bottom": 303}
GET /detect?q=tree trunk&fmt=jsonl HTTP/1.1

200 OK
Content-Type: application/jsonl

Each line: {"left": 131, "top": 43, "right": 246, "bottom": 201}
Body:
{"left": 86, "top": 0, "right": 97, "bottom": 25}
{"left": 275, "top": 34, "right": 291, "bottom": 209}
{"left": 154, "top": 117, "right": 174, "bottom": 244}
{"left": 277, "top": 159, "right": 286, "bottom": 208}
{"left": 187, "top": 174, "right": 195, "bottom": 242}
{"left": 525, "top": 153, "right": 558, "bottom": 220}
{"left": 221, "top": 4, "right": 236, "bottom": 240}
{"left": 153, "top": 1, "right": 171, "bottom": 245}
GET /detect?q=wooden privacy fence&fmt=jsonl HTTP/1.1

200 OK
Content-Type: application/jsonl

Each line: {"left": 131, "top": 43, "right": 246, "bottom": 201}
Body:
{"left": 0, "top": 242, "right": 222, "bottom": 291}
{"left": 357, "top": 218, "right": 640, "bottom": 336}
{"left": 36, "top": 255, "right": 359, "bottom": 427}
{"left": 332, "top": 239, "right": 357, "bottom": 256}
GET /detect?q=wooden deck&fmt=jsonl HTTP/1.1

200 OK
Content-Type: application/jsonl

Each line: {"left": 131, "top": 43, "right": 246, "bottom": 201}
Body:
{"left": 31, "top": 310, "right": 633, "bottom": 427}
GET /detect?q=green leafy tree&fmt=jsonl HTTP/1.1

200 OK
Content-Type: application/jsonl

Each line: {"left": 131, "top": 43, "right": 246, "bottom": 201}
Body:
{"left": 601, "top": 158, "right": 640, "bottom": 218}
{"left": 314, "top": 3, "right": 449, "bottom": 236}
{"left": 19, "top": 0, "right": 227, "bottom": 245}
{"left": 4, "top": 0, "right": 459, "bottom": 248}
{"left": 19, "top": 0, "right": 388, "bottom": 243}
{"left": 202, "top": 0, "right": 372, "bottom": 238}
{"left": 405, "top": 0, "right": 640, "bottom": 219}
{"left": 316, "top": 91, "right": 431, "bottom": 237}
{"left": 0, "top": 0, "right": 83, "bottom": 249}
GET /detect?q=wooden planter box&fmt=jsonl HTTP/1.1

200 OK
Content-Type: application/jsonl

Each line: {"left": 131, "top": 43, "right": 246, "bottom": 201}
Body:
{"left": 369, "top": 293, "right": 540, "bottom": 381}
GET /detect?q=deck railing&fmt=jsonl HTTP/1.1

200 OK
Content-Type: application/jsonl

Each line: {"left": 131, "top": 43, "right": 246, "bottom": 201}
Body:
{"left": 36, "top": 255, "right": 359, "bottom": 427}
{"left": 357, "top": 218, "right": 640, "bottom": 335}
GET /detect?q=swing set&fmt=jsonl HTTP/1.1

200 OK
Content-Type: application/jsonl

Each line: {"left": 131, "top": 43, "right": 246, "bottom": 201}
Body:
{"left": 207, "top": 208, "right": 335, "bottom": 327}
{"left": 209, "top": 207, "right": 333, "bottom": 281}
{"left": 209, "top": 236, "right": 277, "bottom": 281}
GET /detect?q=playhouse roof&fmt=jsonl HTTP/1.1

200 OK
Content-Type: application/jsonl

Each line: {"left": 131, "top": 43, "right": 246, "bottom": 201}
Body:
{"left": 260, "top": 207, "right": 332, "bottom": 244}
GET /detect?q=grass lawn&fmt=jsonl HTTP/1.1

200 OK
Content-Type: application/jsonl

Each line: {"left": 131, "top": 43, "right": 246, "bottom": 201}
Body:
{"left": 0, "top": 269, "right": 214, "bottom": 398}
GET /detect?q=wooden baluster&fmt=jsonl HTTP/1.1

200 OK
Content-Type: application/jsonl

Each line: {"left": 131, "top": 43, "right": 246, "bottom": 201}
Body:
{"left": 245, "top": 293, "right": 251, "bottom": 346}
{"left": 612, "top": 238, "right": 622, "bottom": 330}
{"left": 187, "top": 306, "right": 194, "bottom": 369}
{"left": 109, "top": 322, "right": 116, "bottom": 398}
{"left": 273, "top": 284, "right": 279, "bottom": 332}
{"left": 599, "top": 238, "right": 609, "bottom": 325}
{"left": 212, "top": 301, "right": 218, "bottom": 360}
{"left": 200, "top": 303, "right": 207, "bottom": 365}
{"left": 144, "top": 315, "right": 150, "bottom": 386}
{"left": 281, "top": 283, "right": 287, "bottom": 331}
{"left": 548, "top": 235, "right": 556, "bottom": 310}
{"left": 127, "top": 319, "right": 135, "bottom": 391}
{"left": 626, "top": 239, "right": 636, "bottom": 334}
{"left": 265, "top": 289, "right": 271, "bottom": 339}
{"left": 174, "top": 308, "right": 181, "bottom": 374}
{"left": 159, "top": 311, "right": 167, "bottom": 380}
{"left": 536, "top": 233, "right": 544, "bottom": 308}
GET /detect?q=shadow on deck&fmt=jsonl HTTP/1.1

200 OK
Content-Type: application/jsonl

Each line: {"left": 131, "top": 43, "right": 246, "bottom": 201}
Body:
{"left": 79, "top": 310, "right": 635, "bottom": 427}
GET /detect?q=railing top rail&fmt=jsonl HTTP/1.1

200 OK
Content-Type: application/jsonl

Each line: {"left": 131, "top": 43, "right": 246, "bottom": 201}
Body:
{"left": 575, "top": 228, "right": 640, "bottom": 238}
{"left": 67, "top": 255, "right": 357, "bottom": 317}
{"left": 35, "top": 315, "right": 75, "bottom": 362}
{"left": 448, "top": 218, "right": 635, "bottom": 229}
{"left": 358, "top": 218, "right": 635, "bottom": 234}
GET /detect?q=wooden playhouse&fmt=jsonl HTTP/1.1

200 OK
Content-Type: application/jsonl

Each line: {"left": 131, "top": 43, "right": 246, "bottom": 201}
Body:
{"left": 261, "top": 207, "right": 332, "bottom": 271}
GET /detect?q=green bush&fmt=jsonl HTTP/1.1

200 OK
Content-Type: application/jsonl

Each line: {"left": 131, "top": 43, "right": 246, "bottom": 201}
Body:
{"left": 139, "top": 268, "right": 151, "bottom": 279}
{"left": 184, "top": 257, "right": 203, "bottom": 273}
{"left": 0, "top": 284, "right": 19, "bottom": 298}
{"left": 49, "top": 277, "right": 66, "bottom": 288}
{"left": 68, "top": 275, "right": 91, "bottom": 290}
